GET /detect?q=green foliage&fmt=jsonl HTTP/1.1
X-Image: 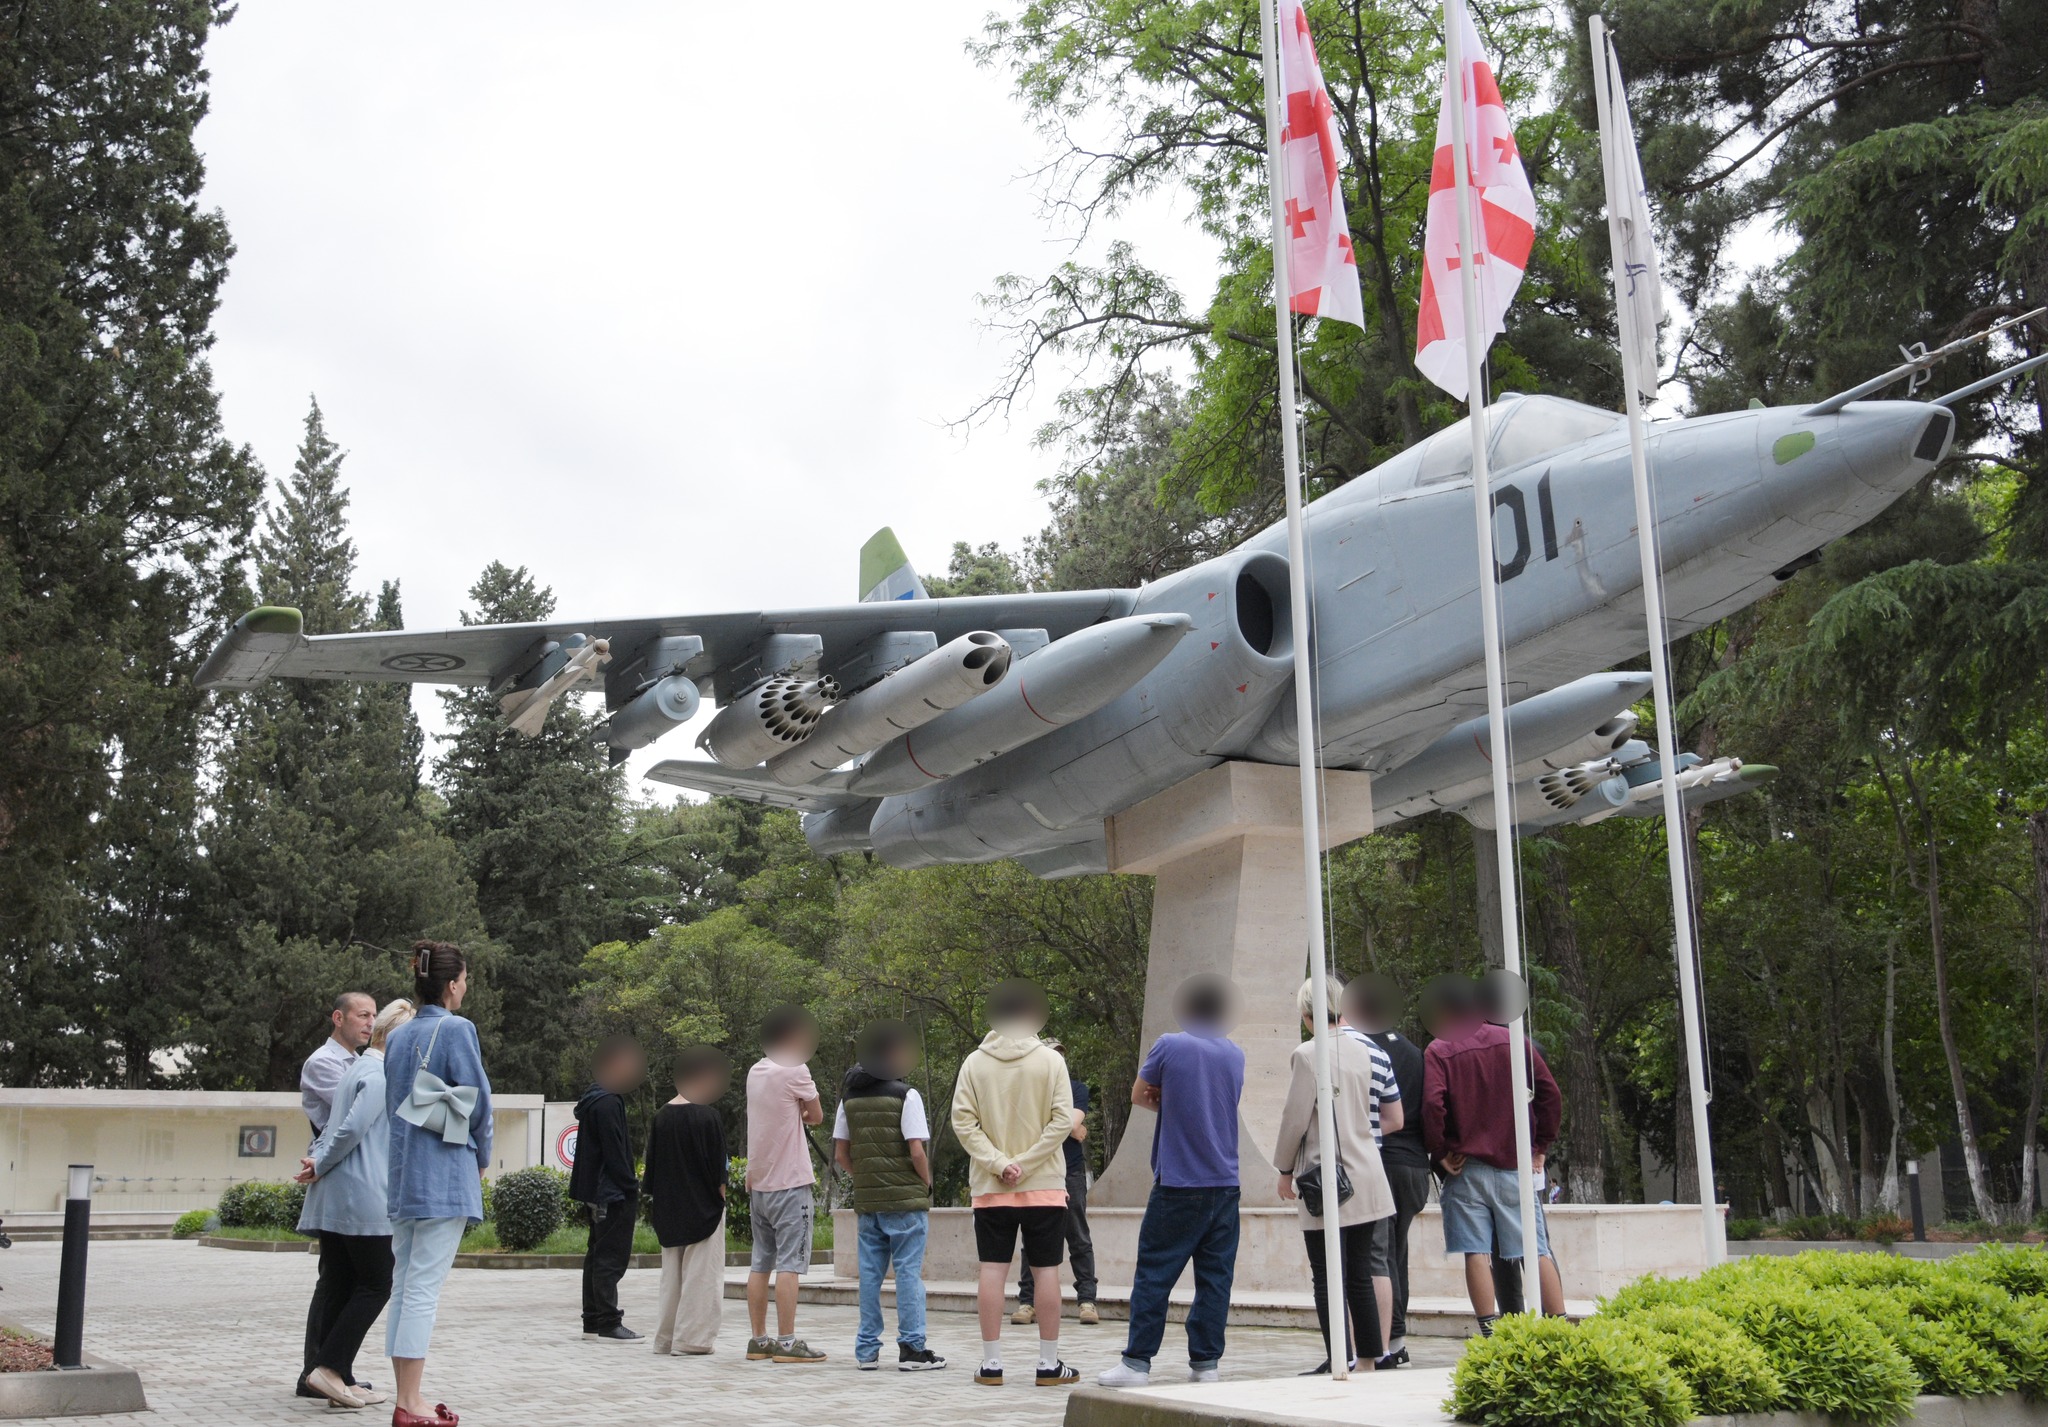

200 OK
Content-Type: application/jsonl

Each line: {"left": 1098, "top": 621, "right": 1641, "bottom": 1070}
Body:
{"left": 724, "top": 1159, "right": 751, "bottom": 1242}
{"left": 215, "top": 1181, "right": 307, "bottom": 1231}
{"left": 490, "top": 1167, "right": 569, "bottom": 1252}
{"left": 1448, "top": 1313, "right": 1696, "bottom": 1427}
{"left": 171, "top": 1210, "right": 214, "bottom": 1239}
{"left": 1620, "top": 1305, "right": 1783, "bottom": 1417}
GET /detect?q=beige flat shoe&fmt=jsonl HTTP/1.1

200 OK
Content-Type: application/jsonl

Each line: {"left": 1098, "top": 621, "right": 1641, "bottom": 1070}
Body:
{"left": 303, "top": 1368, "right": 365, "bottom": 1409}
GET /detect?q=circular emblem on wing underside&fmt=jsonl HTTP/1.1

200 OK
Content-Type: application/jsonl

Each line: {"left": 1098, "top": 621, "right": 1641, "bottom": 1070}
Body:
{"left": 380, "top": 652, "right": 465, "bottom": 673}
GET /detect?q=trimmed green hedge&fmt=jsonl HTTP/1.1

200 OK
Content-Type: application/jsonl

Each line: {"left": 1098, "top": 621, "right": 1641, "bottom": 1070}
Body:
{"left": 171, "top": 1209, "right": 214, "bottom": 1239}
{"left": 491, "top": 1166, "right": 569, "bottom": 1252}
{"left": 1449, "top": 1245, "right": 2048, "bottom": 1426}
{"left": 215, "top": 1180, "right": 307, "bottom": 1230}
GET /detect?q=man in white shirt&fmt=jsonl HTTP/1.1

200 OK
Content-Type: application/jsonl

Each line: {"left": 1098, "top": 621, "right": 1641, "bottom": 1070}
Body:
{"left": 297, "top": 990, "right": 375, "bottom": 1402}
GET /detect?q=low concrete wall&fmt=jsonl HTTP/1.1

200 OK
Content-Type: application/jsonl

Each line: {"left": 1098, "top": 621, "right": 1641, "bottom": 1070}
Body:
{"left": 836, "top": 1202, "right": 1720, "bottom": 1300}
{"left": 0, "top": 1320, "right": 147, "bottom": 1420}
{"left": 0, "top": 1089, "right": 546, "bottom": 1225}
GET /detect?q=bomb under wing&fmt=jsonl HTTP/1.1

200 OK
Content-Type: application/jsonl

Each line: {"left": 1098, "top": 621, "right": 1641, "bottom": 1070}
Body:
{"left": 850, "top": 614, "right": 1194, "bottom": 796}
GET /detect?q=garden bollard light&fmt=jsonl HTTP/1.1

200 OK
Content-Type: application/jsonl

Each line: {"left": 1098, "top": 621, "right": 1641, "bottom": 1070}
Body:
{"left": 1905, "top": 1159, "right": 1926, "bottom": 1243}
{"left": 53, "top": 1164, "right": 92, "bottom": 1369}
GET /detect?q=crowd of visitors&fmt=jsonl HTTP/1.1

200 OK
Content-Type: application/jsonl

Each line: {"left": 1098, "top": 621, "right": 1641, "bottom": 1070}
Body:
{"left": 287, "top": 947, "right": 1563, "bottom": 1419}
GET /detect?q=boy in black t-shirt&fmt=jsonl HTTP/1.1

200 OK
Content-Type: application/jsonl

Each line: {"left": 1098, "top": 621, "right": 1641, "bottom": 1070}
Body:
{"left": 642, "top": 1048, "right": 732, "bottom": 1356}
{"left": 1011, "top": 1037, "right": 1099, "bottom": 1326}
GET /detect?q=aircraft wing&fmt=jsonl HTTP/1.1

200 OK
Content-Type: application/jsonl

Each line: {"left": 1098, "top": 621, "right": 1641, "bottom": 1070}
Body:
{"left": 642, "top": 759, "right": 862, "bottom": 812}
{"left": 195, "top": 591, "right": 1135, "bottom": 694}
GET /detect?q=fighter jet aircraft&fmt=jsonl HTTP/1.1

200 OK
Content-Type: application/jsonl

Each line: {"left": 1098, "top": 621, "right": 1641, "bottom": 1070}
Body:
{"left": 198, "top": 362, "right": 1994, "bottom": 877}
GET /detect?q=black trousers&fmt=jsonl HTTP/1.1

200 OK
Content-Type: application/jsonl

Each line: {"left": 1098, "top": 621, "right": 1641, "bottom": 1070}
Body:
{"left": 1303, "top": 1222, "right": 1383, "bottom": 1367}
{"left": 1017, "top": 1167, "right": 1098, "bottom": 1304}
{"left": 1382, "top": 1161, "right": 1431, "bottom": 1342}
{"left": 303, "top": 1232, "right": 393, "bottom": 1385}
{"left": 582, "top": 1195, "right": 638, "bottom": 1332}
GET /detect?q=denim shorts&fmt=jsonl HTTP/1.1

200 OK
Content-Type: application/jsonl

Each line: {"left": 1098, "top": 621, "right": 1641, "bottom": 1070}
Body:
{"left": 1439, "top": 1161, "right": 1551, "bottom": 1259}
{"left": 749, "top": 1186, "right": 814, "bottom": 1274}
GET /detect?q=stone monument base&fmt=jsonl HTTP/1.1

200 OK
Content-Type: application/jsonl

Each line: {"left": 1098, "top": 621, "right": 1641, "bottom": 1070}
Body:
{"left": 834, "top": 1201, "right": 1723, "bottom": 1303}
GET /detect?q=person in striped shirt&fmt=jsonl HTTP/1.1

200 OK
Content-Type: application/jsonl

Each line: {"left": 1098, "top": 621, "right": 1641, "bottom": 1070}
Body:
{"left": 1338, "top": 979, "right": 1405, "bottom": 1368}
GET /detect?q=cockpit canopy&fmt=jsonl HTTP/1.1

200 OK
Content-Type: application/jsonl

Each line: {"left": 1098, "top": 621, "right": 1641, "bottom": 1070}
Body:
{"left": 1371, "top": 394, "right": 1624, "bottom": 495}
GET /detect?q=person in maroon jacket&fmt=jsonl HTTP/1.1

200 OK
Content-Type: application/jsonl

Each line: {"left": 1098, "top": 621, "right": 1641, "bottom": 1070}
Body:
{"left": 1420, "top": 979, "right": 1564, "bottom": 1334}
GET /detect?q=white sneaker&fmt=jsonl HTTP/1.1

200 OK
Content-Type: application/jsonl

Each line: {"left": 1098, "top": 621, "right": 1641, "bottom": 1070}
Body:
{"left": 1096, "top": 1363, "right": 1151, "bottom": 1389}
{"left": 1189, "top": 1367, "right": 1220, "bottom": 1384}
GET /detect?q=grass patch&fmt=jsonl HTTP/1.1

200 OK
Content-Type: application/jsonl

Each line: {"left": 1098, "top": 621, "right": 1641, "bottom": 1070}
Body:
{"left": 205, "top": 1225, "right": 312, "bottom": 1243}
{"left": 460, "top": 1222, "right": 661, "bottom": 1257}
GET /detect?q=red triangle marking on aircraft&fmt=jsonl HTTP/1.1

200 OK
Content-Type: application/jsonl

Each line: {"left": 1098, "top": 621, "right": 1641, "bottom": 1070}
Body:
{"left": 1236, "top": 683, "right": 1249, "bottom": 693}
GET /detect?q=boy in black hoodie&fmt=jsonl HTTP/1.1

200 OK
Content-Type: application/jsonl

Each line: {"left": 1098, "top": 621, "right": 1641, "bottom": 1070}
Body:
{"left": 573, "top": 1036, "right": 646, "bottom": 1342}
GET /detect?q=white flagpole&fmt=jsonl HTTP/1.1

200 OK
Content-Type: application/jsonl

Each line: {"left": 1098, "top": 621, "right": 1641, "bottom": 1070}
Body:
{"left": 1444, "top": 0, "right": 1541, "bottom": 1306}
{"left": 1588, "top": 12, "right": 1722, "bottom": 1268}
{"left": 1260, "top": 0, "right": 1351, "bottom": 1376}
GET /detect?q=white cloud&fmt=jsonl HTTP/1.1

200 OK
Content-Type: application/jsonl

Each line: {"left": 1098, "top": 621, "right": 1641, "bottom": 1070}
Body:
{"left": 197, "top": 1, "right": 1220, "bottom": 790}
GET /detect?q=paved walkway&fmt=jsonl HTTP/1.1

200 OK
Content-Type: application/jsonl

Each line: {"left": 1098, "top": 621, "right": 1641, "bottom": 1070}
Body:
{"left": 0, "top": 1241, "right": 1462, "bottom": 1426}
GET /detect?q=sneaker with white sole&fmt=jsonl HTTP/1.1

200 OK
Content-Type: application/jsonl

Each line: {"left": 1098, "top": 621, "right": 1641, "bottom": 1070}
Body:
{"left": 1037, "top": 1360, "right": 1081, "bottom": 1387}
{"left": 772, "top": 1339, "right": 827, "bottom": 1364}
{"left": 1096, "top": 1362, "right": 1149, "bottom": 1388}
{"left": 1077, "top": 1302, "right": 1100, "bottom": 1326}
{"left": 898, "top": 1345, "right": 946, "bottom": 1371}
{"left": 1190, "top": 1367, "right": 1220, "bottom": 1384}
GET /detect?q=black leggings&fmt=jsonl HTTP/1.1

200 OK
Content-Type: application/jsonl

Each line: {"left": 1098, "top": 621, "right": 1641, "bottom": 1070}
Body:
{"left": 304, "top": 1232, "right": 393, "bottom": 1383}
{"left": 1303, "top": 1223, "right": 1382, "bottom": 1366}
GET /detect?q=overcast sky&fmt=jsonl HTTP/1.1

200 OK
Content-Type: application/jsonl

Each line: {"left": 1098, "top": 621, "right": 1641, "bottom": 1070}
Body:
{"left": 195, "top": 2, "right": 1218, "bottom": 789}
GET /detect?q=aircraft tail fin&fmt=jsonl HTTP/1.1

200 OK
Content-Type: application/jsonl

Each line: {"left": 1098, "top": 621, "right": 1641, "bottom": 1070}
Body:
{"left": 859, "top": 527, "right": 928, "bottom": 603}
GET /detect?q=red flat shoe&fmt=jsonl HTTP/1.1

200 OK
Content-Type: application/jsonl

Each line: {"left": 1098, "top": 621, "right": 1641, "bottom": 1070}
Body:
{"left": 434, "top": 1408, "right": 459, "bottom": 1425}
{"left": 391, "top": 1412, "right": 439, "bottom": 1427}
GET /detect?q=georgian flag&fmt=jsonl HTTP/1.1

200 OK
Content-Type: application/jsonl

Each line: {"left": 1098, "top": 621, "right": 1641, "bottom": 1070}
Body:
{"left": 1274, "top": 0, "right": 1364, "bottom": 328}
{"left": 1414, "top": 0, "right": 1537, "bottom": 399}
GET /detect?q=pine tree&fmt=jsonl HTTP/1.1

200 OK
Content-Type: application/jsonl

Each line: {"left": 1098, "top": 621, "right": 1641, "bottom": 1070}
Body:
{"left": 194, "top": 399, "right": 492, "bottom": 1090}
{"left": 435, "top": 562, "right": 657, "bottom": 1096}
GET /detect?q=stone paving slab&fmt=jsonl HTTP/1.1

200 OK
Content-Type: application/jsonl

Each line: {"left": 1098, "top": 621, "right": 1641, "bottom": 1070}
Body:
{"left": 0, "top": 1240, "right": 1459, "bottom": 1426}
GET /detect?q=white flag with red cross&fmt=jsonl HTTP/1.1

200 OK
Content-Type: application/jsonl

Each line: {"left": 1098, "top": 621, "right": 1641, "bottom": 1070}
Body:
{"left": 1414, "top": 0, "right": 1537, "bottom": 399}
{"left": 1273, "top": 0, "right": 1364, "bottom": 329}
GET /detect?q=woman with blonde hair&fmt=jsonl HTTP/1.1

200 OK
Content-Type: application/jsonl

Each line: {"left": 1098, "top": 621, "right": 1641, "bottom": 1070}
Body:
{"left": 297, "top": 996, "right": 416, "bottom": 1408}
{"left": 384, "top": 942, "right": 492, "bottom": 1426}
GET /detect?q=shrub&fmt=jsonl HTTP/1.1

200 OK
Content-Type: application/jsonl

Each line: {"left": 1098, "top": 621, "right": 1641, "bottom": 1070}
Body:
{"left": 1725, "top": 1217, "right": 1765, "bottom": 1242}
{"left": 1709, "top": 1284, "right": 1919, "bottom": 1421}
{"left": 1859, "top": 1213, "right": 1914, "bottom": 1245}
{"left": 1622, "top": 1304, "right": 1784, "bottom": 1416}
{"left": 216, "top": 1180, "right": 305, "bottom": 1229}
{"left": 725, "top": 1158, "right": 750, "bottom": 1243}
{"left": 1448, "top": 1313, "right": 1695, "bottom": 1427}
{"left": 492, "top": 1167, "right": 567, "bottom": 1252}
{"left": 1951, "top": 1243, "right": 2048, "bottom": 1298}
{"left": 171, "top": 1209, "right": 213, "bottom": 1239}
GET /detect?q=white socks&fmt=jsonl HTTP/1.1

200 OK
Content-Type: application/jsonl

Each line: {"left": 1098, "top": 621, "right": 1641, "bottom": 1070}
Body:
{"left": 982, "top": 1339, "right": 1002, "bottom": 1372}
{"left": 1038, "top": 1337, "right": 1060, "bottom": 1370}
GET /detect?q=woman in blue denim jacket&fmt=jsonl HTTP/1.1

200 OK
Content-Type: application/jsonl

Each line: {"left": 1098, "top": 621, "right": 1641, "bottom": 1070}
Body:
{"left": 384, "top": 942, "right": 492, "bottom": 1427}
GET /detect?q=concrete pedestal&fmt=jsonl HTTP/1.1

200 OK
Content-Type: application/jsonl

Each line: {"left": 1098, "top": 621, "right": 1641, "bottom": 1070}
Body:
{"left": 1094, "top": 761, "right": 1375, "bottom": 1208}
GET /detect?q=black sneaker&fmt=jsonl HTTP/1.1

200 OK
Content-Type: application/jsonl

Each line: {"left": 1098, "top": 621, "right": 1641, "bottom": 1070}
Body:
{"left": 1036, "top": 1360, "right": 1080, "bottom": 1387}
{"left": 899, "top": 1344, "right": 947, "bottom": 1372}
{"left": 593, "top": 1324, "right": 643, "bottom": 1343}
{"left": 1376, "top": 1347, "right": 1410, "bottom": 1369}
{"left": 974, "top": 1365, "right": 1004, "bottom": 1387}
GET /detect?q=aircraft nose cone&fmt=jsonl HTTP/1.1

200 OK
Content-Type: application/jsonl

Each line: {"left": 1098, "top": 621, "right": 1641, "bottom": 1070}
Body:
{"left": 1834, "top": 400, "right": 1953, "bottom": 487}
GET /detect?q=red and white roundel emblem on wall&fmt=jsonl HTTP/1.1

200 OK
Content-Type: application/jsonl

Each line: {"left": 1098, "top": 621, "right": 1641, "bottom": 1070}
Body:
{"left": 555, "top": 1124, "right": 578, "bottom": 1170}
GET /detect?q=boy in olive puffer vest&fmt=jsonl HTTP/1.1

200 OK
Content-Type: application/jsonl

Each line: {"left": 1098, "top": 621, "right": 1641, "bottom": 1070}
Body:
{"left": 832, "top": 1021, "right": 946, "bottom": 1372}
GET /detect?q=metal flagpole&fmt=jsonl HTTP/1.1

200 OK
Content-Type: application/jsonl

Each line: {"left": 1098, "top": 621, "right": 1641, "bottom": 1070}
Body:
{"left": 1588, "top": 13, "right": 1722, "bottom": 1267}
{"left": 1260, "top": 0, "right": 1352, "bottom": 1376}
{"left": 1443, "top": 0, "right": 1541, "bottom": 1305}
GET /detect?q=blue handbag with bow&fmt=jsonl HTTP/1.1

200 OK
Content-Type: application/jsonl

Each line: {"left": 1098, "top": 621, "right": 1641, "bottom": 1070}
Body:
{"left": 395, "top": 1016, "right": 479, "bottom": 1147}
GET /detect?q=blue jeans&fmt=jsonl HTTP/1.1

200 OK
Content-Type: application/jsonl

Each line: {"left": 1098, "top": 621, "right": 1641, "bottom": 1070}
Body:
{"left": 386, "top": 1217, "right": 466, "bottom": 1360}
{"left": 1122, "top": 1185, "right": 1240, "bottom": 1372}
{"left": 855, "top": 1211, "right": 928, "bottom": 1361}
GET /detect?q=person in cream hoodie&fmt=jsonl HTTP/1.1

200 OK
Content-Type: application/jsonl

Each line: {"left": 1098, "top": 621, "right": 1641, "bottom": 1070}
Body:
{"left": 950, "top": 980, "right": 1079, "bottom": 1389}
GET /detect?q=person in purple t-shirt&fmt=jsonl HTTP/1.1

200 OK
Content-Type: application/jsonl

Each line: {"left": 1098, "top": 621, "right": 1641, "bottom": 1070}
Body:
{"left": 1096, "top": 975, "right": 1245, "bottom": 1390}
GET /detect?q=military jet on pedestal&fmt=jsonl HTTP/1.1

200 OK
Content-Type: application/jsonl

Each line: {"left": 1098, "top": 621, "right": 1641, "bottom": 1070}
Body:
{"left": 200, "top": 358, "right": 2007, "bottom": 874}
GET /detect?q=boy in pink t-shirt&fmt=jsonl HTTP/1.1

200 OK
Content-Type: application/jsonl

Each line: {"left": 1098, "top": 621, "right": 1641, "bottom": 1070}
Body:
{"left": 744, "top": 1007, "right": 825, "bottom": 1363}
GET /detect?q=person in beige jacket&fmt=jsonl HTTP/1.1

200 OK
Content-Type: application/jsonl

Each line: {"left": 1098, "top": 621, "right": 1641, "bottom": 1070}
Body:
{"left": 1273, "top": 977, "right": 1395, "bottom": 1373}
{"left": 950, "top": 981, "right": 1078, "bottom": 1389}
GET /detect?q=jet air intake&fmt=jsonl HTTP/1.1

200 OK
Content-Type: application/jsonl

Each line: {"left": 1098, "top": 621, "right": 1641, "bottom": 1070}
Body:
{"left": 851, "top": 614, "right": 1194, "bottom": 795}
{"left": 697, "top": 674, "right": 840, "bottom": 768}
{"left": 766, "top": 632, "right": 1012, "bottom": 785}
